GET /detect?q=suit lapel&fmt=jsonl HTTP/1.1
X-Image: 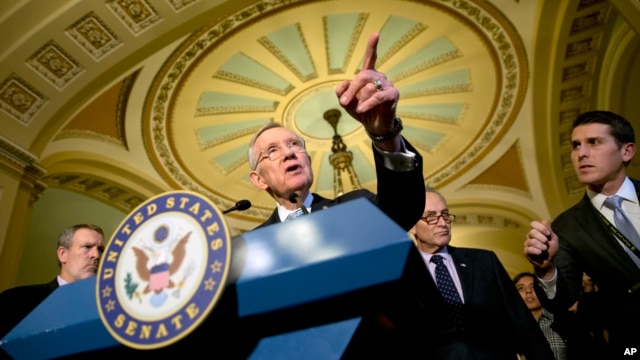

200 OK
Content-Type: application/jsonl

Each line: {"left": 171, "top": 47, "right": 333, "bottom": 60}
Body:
{"left": 258, "top": 209, "right": 281, "bottom": 228}
{"left": 310, "top": 193, "right": 331, "bottom": 212}
{"left": 448, "top": 246, "right": 474, "bottom": 304}
{"left": 571, "top": 194, "right": 639, "bottom": 273}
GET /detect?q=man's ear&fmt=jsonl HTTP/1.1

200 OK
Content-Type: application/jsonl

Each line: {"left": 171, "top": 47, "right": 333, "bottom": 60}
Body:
{"left": 249, "top": 171, "right": 269, "bottom": 190}
{"left": 57, "top": 246, "right": 67, "bottom": 264}
{"left": 622, "top": 142, "right": 636, "bottom": 163}
{"left": 409, "top": 225, "right": 417, "bottom": 237}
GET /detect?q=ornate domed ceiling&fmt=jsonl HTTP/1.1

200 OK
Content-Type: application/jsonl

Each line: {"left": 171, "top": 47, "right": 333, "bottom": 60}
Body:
{"left": 144, "top": 0, "right": 526, "bottom": 220}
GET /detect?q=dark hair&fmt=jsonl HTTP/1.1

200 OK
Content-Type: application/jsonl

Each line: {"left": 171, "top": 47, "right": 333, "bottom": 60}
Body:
{"left": 573, "top": 110, "right": 635, "bottom": 147}
{"left": 512, "top": 271, "right": 535, "bottom": 284}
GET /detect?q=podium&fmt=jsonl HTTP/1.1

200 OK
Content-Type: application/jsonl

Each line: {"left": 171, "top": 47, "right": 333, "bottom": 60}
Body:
{"left": 1, "top": 198, "right": 428, "bottom": 359}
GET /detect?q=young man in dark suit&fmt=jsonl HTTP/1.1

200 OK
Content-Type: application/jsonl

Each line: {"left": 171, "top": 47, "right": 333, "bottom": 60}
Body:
{"left": 0, "top": 224, "right": 104, "bottom": 339}
{"left": 525, "top": 110, "right": 640, "bottom": 355}
{"left": 408, "top": 189, "right": 554, "bottom": 359}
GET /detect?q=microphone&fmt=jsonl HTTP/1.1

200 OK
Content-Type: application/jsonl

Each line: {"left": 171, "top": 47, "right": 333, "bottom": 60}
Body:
{"left": 222, "top": 199, "right": 252, "bottom": 214}
{"left": 289, "top": 193, "right": 309, "bottom": 214}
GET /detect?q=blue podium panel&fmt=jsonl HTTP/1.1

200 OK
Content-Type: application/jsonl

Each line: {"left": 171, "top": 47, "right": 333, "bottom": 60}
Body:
{"left": 1, "top": 199, "right": 416, "bottom": 359}
{"left": 0, "top": 277, "right": 119, "bottom": 359}
{"left": 235, "top": 198, "right": 414, "bottom": 317}
{"left": 248, "top": 317, "right": 361, "bottom": 360}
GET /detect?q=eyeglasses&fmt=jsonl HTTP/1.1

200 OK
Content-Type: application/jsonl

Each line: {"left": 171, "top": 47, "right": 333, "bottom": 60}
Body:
{"left": 256, "top": 138, "right": 306, "bottom": 166}
{"left": 420, "top": 213, "right": 456, "bottom": 225}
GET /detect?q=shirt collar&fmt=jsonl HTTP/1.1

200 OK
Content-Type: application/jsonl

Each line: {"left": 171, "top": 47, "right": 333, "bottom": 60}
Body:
{"left": 589, "top": 177, "right": 638, "bottom": 210}
{"left": 277, "top": 193, "right": 313, "bottom": 222}
{"left": 57, "top": 275, "right": 69, "bottom": 286}
{"left": 419, "top": 247, "right": 452, "bottom": 264}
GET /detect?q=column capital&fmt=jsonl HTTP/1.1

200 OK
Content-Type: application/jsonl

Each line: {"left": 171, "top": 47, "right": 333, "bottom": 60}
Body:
{"left": 0, "top": 136, "right": 47, "bottom": 205}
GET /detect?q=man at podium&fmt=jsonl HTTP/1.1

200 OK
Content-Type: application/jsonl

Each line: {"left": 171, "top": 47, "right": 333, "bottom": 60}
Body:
{"left": 247, "top": 32, "right": 424, "bottom": 232}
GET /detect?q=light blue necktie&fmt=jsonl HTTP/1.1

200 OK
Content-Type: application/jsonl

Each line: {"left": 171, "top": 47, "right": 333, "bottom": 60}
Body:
{"left": 431, "top": 254, "right": 464, "bottom": 326}
{"left": 285, "top": 207, "right": 305, "bottom": 221}
{"left": 603, "top": 196, "right": 640, "bottom": 269}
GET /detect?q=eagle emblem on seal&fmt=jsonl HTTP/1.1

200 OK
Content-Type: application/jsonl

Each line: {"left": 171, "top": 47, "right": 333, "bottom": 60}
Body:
{"left": 131, "top": 224, "right": 192, "bottom": 307}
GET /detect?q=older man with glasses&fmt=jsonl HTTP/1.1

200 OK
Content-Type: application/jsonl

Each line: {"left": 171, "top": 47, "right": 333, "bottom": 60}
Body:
{"left": 247, "top": 32, "right": 425, "bottom": 231}
{"left": 405, "top": 188, "right": 555, "bottom": 359}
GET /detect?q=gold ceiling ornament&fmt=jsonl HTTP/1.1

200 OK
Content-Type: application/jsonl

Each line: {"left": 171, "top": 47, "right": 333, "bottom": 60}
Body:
{"left": 323, "top": 108, "right": 361, "bottom": 197}
{"left": 142, "top": 0, "right": 528, "bottom": 222}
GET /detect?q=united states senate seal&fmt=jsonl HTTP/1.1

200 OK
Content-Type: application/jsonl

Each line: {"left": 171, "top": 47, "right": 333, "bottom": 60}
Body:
{"left": 96, "top": 191, "right": 231, "bottom": 349}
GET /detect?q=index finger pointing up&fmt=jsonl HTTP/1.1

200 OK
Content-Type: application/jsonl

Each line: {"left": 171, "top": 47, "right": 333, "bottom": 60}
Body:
{"left": 361, "top": 32, "right": 379, "bottom": 70}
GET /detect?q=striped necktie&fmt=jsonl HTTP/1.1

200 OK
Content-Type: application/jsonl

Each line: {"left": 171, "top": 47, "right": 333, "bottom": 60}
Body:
{"left": 603, "top": 195, "right": 640, "bottom": 268}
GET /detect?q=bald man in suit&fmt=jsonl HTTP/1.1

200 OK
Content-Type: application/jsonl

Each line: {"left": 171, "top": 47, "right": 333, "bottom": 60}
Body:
{"left": 404, "top": 189, "right": 554, "bottom": 359}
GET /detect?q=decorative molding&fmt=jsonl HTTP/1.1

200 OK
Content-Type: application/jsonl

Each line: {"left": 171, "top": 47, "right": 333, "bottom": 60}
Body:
{"left": 324, "top": 13, "right": 368, "bottom": 74}
{"left": 210, "top": 155, "right": 247, "bottom": 176}
{"left": 166, "top": 0, "right": 199, "bottom": 12}
{"left": 143, "top": 0, "right": 528, "bottom": 218}
{"left": 455, "top": 212, "right": 523, "bottom": 229}
{"left": 561, "top": 59, "right": 595, "bottom": 82}
{"left": 54, "top": 129, "right": 124, "bottom": 147}
{"left": 556, "top": 1, "right": 613, "bottom": 196}
{"left": 0, "top": 136, "right": 47, "bottom": 205}
{"left": 377, "top": 19, "right": 426, "bottom": 68}
{"left": 258, "top": 23, "right": 317, "bottom": 82}
{"left": 0, "top": 74, "right": 48, "bottom": 124}
{"left": 66, "top": 12, "right": 122, "bottom": 60}
{"left": 145, "top": 0, "right": 303, "bottom": 219}
{"left": 570, "top": 7, "right": 608, "bottom": 35}
{"left": 577, "top": 0, "right": 607, "bottom": 12}
{"left": 389, "top": 47, "right": 462, "bottom": 83}
{"left": 565, "top": 34, "right": 602, "bottom": 58}
{"left": 427, "top": 0, "right": 528, "bottom": 187}
{"left": 115, "top": 72, "right": 139, "bottom": 150}
{"left": 198, "top": 124, "right": 263, "bottom": 150}
{"left": 43, "top": 173, "right": 146, "bottom": 213}
{"left": 195, "top": 103, "right": 279, "bottom": 117}
{"left": 108, "top": 0, "right": 162, "bottom": 34}
{"left": 27, "top": 41, "right": 85, "bottom": 89}
{"left": 0, "top": 136, "right": 42, "bottom": 174}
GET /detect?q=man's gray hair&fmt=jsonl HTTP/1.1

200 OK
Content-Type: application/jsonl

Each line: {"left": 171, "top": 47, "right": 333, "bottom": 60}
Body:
{"left": 247, "top": 122, "right": 285, "bottom": 170}
{"left": 425, "top": 186, "right": 446, "bottom": 202}
{"left": 56, "top": 224, "right": 104, "bottom": 267}
{"left": 57, "top": 224, "right": 104, "bottom": 249}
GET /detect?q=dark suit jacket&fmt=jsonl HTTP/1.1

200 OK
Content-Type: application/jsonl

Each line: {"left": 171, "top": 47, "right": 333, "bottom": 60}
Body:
{"left": 422, "top": 247, "right": 554, "bottom": 359}
{"left": 346, "top": 246, "right": 554, "bottom": 359}
{"left": 223, "top": 139, "right": 425, "bottom": 357}
{"left": 547, "top": 178, "right": 640, "bottom": 352}
{"left": 0, "top": 278, "right": 58, "bottom": 339}
{"left": 256, "top": 139, "right": 425, "bottom": 232}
